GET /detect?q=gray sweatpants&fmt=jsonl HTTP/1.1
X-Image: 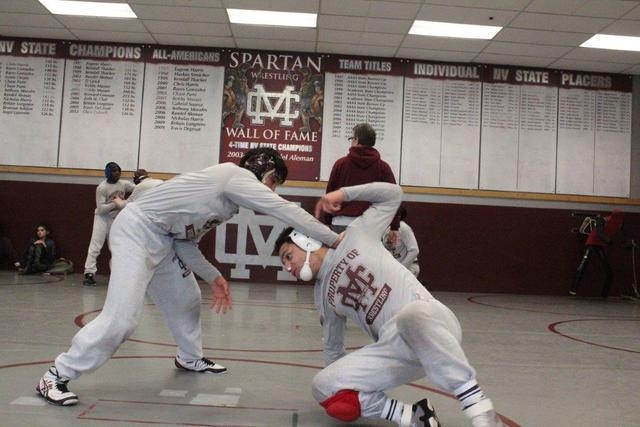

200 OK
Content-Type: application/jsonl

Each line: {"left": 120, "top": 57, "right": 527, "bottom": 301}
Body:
{"left": 311, "top": 299, "right": 476, "bottom": 418}
{"left": 57, "top": 206, "right": 204, "bottom": 379}
{"left": 83, "top": 214, "right": 113, "bottom": 275}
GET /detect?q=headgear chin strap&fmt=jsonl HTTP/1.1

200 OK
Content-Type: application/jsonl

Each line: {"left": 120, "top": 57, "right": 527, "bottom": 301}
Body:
{"left": 289, "top": 230, "right": 322, "bottom": 281}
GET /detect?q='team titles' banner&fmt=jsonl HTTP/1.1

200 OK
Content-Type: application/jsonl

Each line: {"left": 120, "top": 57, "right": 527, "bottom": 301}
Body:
{"left": 219, "top": 50, "right": 325, "bottom": 181}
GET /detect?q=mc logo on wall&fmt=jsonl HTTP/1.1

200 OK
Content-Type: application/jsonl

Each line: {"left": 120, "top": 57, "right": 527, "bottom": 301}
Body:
{"left": 214, "top": 206, "right": 297, "bottom": 282}
{"left": 246, "top": 84, "right": 300, "bottom": 126}
{"left": 219, "top": 50, "right": 325, "bottom": 181}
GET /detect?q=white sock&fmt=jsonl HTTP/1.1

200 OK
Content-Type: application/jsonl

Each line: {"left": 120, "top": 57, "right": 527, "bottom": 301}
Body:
{"left": 455, "top": 379, "right": 496, "bottom": 419}
{"left": 463, "top": 399, "right": 494, "bottom": 418}
{"left": 382, "top": 398, "right": 406, "bottom": 424}
{"left": 455, "top": 379, "right": 486, "bottom": 410}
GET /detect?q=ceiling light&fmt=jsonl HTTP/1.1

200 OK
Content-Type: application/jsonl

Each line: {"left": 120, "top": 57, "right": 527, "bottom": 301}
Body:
{"left": 580, "top": 34, "right": 640, "bottom": 52}
{"left": 227, "top": 8, "right": 316, "bottom": 28}
{"left": 38, "top": 0, "right": 137, "bottom": 18}
{"left": 409, "top": 20, "right": 502, "bottom": 40}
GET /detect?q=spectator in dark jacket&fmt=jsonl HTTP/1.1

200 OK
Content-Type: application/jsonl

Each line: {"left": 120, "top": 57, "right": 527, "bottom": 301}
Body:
{"left": 322, "top": 123, "right": 400, "bottom": 244}
{"left": 18, "top": 223, "right": 56, "bottom": 274}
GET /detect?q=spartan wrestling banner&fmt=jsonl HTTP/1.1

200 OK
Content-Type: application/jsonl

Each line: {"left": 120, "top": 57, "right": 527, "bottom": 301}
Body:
{"left": 219, "top": 50, "right": 325, "bottom": 181}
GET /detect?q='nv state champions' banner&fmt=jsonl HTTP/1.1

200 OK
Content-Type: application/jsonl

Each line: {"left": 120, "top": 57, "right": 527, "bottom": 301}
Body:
{"left": 219, "top": 50, "right": 325, "bottom": 181}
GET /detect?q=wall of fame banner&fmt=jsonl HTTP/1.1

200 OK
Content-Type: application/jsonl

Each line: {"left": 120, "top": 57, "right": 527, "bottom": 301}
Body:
{"left": 218, "top": 51, "right": 325, "bottom": 181}
{"left": 320, "top": 55, "right": 404, "bottom": 181}
{"left": 0, "top": 36, "right": 634, "bottom": 198}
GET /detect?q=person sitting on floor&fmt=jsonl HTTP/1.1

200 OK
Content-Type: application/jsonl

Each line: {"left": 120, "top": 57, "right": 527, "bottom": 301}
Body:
{"left": 18, "top": 223, "right": 56, "bottom": 274}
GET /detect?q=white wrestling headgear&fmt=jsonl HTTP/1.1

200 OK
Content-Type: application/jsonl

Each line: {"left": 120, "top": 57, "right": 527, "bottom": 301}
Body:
{"left": 289, "top": 230, "right": 322, "bottom": 281}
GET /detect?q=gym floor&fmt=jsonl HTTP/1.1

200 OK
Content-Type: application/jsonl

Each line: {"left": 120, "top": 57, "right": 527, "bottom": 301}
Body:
{"left": 0, "top": 271, "right": 638, "bottom": 426}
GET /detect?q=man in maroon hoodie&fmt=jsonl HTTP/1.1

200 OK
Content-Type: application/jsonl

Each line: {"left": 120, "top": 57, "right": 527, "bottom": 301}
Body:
{"left": 322, "top": 123, "right": 400, "bottom": 244}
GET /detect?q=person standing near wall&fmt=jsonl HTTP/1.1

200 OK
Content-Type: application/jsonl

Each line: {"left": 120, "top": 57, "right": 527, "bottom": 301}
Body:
{"left": 128, "top": 169, "right": 164, "bottom": 201}
{"left": 111, "top": 169, "right": 164, "bottom": 210}
{"left": 570, "top": 210, "right": 637, "bottom": 297}
{"left": 382, "top": 204, "right": 420, "bottom": 278}
{"left": 322, "top": 123, "right": 400, "bottom": 245}
{"left": 82, "top": 161, "right": 135, "bottom": 286}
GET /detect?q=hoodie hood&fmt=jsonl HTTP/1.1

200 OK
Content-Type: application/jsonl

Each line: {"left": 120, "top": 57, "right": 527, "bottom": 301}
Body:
{"left": 347, "top": 145, "right": 381, "bottom": 169}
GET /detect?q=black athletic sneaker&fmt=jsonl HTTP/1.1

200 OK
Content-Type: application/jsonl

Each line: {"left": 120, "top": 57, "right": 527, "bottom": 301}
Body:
{"left": 83, "top": 273, "right": 96, "bottom": 286}
{"left": 406, "top": 398, "right": 441, "bottom": 427}
{"left": 36, "top": 366, "right": 78, "bottom": 406}
{"left": 174, "top": 356, "right": 227, "bottom": 374}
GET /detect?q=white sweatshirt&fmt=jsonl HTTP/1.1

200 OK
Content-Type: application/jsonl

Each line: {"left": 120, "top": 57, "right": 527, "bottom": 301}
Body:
{"left": 130, "top": 162, "right": 338, "bottom": 284}
{"left": 314, "top": 182, "right": 433, "bottom": 365}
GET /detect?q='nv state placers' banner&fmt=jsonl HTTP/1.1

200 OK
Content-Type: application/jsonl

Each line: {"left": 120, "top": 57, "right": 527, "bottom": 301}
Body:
{"left": 219, "top": 50, "right": 324, "bottom": 181}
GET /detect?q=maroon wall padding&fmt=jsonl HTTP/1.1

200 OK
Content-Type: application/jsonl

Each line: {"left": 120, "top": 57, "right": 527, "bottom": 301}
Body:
{"left": 1, "top": 180, "right": 637, "bottom": 297}
{"left": 408, "top": 202, "right": 637, "bottom": 296}
{"left": 1, "top": 180, "right": 102, "bottom": 273}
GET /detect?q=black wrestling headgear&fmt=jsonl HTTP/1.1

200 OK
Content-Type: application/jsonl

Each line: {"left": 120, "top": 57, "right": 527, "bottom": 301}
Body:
{"left": 133, "top": 169, "right": 148, "bottom": 185}
{"left": 104, "top": 162, "right": 121, "bottom": 182}
{"left": 239, "top": 147, "right": 288, "bottom": 184}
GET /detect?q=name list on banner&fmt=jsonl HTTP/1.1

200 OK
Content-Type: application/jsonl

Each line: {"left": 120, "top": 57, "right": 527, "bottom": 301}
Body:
{"left": 320, "top": 56, "right": 404, "bottom": 181}
{"left": 139, "top": 46, "right": 225, "bottom": 173}
{"left": 402, "top": 62, "right": 482, "bottom": 189}
{"left": 58, "top": 42, "right": 144, "bottom": 170}
{"left": 0, "top": 38, "right": 64, "bottom": 167}
{"left": 219, "top": 50, "right": 324, "bottom": 181}
{"left": 556, "top": 72, "right": 631, "bottom": 197}
{"left": 480, "top": 66, "right": 559, "bottom": 193}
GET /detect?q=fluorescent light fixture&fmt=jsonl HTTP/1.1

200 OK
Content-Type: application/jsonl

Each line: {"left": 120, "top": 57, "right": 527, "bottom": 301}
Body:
{"left": 227, "top": 8, "right": 316, "bottom": 28}
{"left": 580, "top": 34, "right": 640, "bottom": 52}
{"left": 409, "top": 20, "right": 501, "bottom": 40}
{"left": 38, "top": 0, "right": 137, "bottom": 18}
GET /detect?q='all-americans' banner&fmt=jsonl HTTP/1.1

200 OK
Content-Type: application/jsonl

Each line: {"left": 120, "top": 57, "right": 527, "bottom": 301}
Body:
{"left": 219, "top": 50, "right": 325, "bottom": 181}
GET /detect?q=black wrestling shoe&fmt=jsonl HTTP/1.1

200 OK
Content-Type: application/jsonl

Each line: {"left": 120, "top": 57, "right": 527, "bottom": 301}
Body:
{"left": 83, "top": 273, "right": 96, "bottom": 286}
{"left": 401, "top": 398, "right": 441, "bottom": 427}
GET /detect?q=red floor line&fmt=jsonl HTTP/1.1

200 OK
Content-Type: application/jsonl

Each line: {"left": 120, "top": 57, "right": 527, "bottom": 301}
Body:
{"left": 548, "top": 318, "right": 640, "bottom": 353}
